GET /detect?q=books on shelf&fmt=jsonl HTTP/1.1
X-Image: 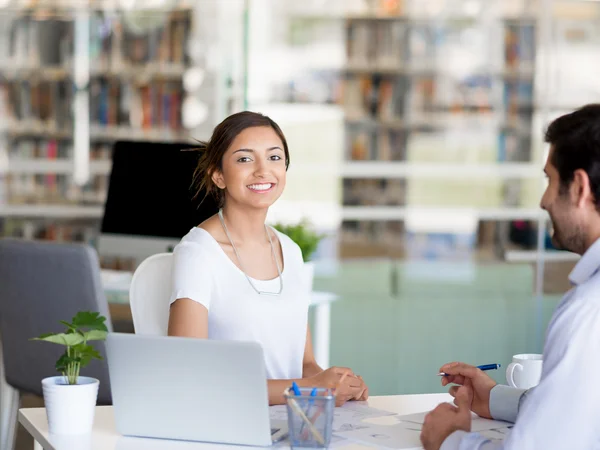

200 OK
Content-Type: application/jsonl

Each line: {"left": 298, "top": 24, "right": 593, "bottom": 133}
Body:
{"left": 0, "top": 8, "right": 193, "bottom": 139}
{"left": 339, "top": 219, "right": 405, "bottom": 258}
{"left": 343, "top": 73, "right": 501, "bottom": 123}
{"left": 345, "top": 126, "right": 407, "bottom": 161}
{"left": 10, "top": 139, "right": 67, "bottom": 160}
{"left": 278, "top": 8, "right": 550, "bottom": 257}
{"left": 0, "top": 8, "right": 199, "bottom": 241}
{"left": 343, "top": 178, "right": 406, "bottom": 207}
{"left": 2, "top": 9, "right": 191, "bottom": 71}
{"left": 346, "top": 20, "right": 407, "bottom": 69}
{"left": 4, "top": 140, "right": 111, "bottom": 204}
{"left": 1, "top": 79, "right": 72, "bottom": 130}
{"left": 340, "top": 14, "right": 537, "bottom": 223}
{"left": 6, "top": 171, "right": 108, "bottom": 206}
{"left": 89, "top": 78, "right": 183, "bottom": 130}
{"left": 497, "top": 129, "right": 532, "bottom": 162}
{"left": 0, "top": 218, "right": 98, "bottom": 244}
{"left": 504, "top": 22, "right": 536, "bottom": 71}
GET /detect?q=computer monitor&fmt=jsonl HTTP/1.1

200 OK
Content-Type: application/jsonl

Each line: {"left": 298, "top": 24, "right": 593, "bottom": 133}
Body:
{"left": 98, "top": 140, "right": 218, "bottom": 265}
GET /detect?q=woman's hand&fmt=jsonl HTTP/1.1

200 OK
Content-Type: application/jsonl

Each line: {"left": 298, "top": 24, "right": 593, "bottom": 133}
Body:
{"left": 308, "top": 367, "right": 369, "bottom": 406}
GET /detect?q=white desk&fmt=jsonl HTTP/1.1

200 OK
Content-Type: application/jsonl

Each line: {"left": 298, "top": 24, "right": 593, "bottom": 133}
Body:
{"left": 19, "top": 394, "right": 451, "bottom": 450}
{"left": 101, "top": 270, "right": 338, "bottom": 369}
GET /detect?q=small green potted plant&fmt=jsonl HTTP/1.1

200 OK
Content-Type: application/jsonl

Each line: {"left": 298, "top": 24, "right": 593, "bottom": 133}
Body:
{"left": 273, "top": 220, "right": 325, "bottom": 289}
{"left": 31, "top": 311, "right": 108, "bottom": 435}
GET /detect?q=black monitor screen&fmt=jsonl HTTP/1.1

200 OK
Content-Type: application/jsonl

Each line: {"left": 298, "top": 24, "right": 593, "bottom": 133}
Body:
{"left": 101, "top": 140, "right": 218, "bottom": 239}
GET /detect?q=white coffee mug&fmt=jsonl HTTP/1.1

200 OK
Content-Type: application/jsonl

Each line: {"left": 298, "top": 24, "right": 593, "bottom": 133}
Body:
{"left": 506, "top": 354, "right": 543, "bottom": 389}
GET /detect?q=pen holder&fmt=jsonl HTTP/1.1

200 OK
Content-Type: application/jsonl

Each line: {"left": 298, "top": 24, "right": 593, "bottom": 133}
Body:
{"left": 285, "top": 388, "right": 334, "bottom": 449}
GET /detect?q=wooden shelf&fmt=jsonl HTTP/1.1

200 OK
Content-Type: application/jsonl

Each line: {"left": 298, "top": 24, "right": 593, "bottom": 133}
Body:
{"left": 89, "top": 125, "right": 191, "bottom": 143}
{"left": 0, "top": 66, "right": 69, "bottom": 81}
{"left": 2, "top": 121, "right": 191, "bottom": 143}
{"left": 3, "top": 3, "right": 194, "bottom": 15}
{"left": 0, "top": 204, "right": 103, "bottom": 219}
{"left": 7, "top": 159, "right": 111, "bottom": 175}
{"left": 342, "top": 206, "right": 544, "bottom": 221}
{"left": 344, "top": 115, "right": 532, "bottom": 134}
{"left": 3, "top": 122, "right": 72, "bottom": 140}
{"left": 343, "top": 64, "right": 535, "bottom": 78}
{"left": 91, "top": 64, "right": 187, "bottom": 80}
{"left": 344, "top": 14, "right": 538, "bottom": 23}
{"left": 341, "top": 162, "right": 540, "bottom": 179}
{"left": 0, "top": 64, "right": 186, "bottom": 81}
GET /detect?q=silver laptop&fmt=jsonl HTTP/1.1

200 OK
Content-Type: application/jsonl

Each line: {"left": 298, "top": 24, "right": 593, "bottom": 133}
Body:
{"left": 106, "top": 333, "right": 287, "bottom": 446}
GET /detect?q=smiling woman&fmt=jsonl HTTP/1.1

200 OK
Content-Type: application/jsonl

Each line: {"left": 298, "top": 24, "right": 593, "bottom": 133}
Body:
{"left": 167, "top": 111, "right": 369, "bottom": 405}
{"left": 191, "top": 111, "right": 291, "bottom": 209}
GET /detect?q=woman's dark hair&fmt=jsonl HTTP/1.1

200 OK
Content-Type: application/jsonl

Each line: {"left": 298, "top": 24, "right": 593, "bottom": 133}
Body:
{"left": 546, "top": 104, "right": 600, "bottom": 206}
{"left": 191, "top": 111, "right": 290, "bottom": 207}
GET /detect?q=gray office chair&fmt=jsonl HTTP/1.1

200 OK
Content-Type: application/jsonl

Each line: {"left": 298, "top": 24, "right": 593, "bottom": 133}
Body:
{"left": 0, "top": 239, "right": 113, "bottom": 450}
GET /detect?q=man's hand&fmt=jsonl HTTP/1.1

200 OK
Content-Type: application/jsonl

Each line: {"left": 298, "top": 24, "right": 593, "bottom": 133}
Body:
{"left": 440, "top": 362, "right": 497, "bottom": 419}
{"left": 420, "top": 379, "right": 473, "bottom": 450}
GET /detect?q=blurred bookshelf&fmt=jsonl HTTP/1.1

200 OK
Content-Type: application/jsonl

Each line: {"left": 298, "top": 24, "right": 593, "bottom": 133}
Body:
{"left": 0, "top": 1, "right": 245, "bottom": 255}
{"left": 283, "top": 1, "right": 548, "bottom": 260}
{"left": 341, "top": 10, "right": 538, "bottom": 259}
{"left": 279, "top": 0, "right": 600, "bottom": 263}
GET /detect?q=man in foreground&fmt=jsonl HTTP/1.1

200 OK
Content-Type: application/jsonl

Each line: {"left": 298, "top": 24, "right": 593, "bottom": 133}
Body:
{"left": 421, "top": 104, "right": 600, "bottom": 449}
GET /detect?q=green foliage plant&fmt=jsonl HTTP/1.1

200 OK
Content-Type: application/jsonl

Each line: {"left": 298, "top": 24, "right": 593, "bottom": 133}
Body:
{"left": 31, "top": 312, "right": 108, "bottom": 385}
{"left": 273, "top": 220, "right": 325, "bottom": 262}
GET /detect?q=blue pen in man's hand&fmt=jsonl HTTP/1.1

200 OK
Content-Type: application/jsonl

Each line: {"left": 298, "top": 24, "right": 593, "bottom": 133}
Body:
{"left": 438, "top": 363, "right": 501, "bottom": 376}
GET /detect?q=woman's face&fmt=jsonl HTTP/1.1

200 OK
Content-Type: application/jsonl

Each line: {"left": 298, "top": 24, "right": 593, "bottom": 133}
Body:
{"left": 212, "top": 126, "right": 287, "bottom": 210}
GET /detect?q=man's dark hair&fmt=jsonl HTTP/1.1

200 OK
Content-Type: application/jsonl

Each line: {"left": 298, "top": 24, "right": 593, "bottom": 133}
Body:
{"left": 546, "top": 104, "right": 600, "bottom": 206}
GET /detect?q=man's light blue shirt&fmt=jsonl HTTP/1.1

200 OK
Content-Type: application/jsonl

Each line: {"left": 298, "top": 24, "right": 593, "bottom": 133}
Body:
{"left": 441, "top": 238, "right": 600, "bottom": 450}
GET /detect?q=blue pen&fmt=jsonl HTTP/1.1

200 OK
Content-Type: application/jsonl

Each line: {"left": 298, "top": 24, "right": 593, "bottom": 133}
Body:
{"left": 307, "top": 388, "right": 318, "bottom": 419}
{"left": 291, "top": 381, "right": 302, "bottom": 396}
{"left": 305, "top": 388, "right": 317, "bottom": 415}
{"left": 438, "top": 364, "right": 501, "bottom": 376}
{"left": 299, "top": 388, "right": 318, "bottom": 437}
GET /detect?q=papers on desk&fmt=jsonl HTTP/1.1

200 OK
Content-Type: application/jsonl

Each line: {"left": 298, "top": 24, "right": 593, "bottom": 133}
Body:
{"left": 334, "top": 409, "right": 512, "bottom": 450}
{"left": 269, "top": 402, "right": 396, "bottom": 433}
{"left": 335, "top": 423, "right": 422, "bottom": 449}
{"left": 269, "top": 405, "right": 289, "bottom": 422}
{"left": 333, "top": 402, "right": 397, "bottom": 432}
{"left": 396, "top": 405, "right": 513, "bottom": 433}
{"left": 270, "top": 401, "right": 512, "bottom": 449}
{"left": 270, "top": 402, "right": 410, "bottom": 448}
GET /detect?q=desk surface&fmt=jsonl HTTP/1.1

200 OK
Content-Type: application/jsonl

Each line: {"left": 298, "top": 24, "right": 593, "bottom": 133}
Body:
{"left": 19, "top": 394, "right": 451, "bottom": 450}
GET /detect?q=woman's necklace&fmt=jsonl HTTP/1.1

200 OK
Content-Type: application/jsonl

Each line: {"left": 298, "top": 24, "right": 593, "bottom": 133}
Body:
{"left": 218, "top": 208, "right": 283, "bottom": 296}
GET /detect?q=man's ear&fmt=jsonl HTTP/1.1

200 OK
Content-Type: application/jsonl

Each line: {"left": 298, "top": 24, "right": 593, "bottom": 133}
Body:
{"left": 211, "top": 169, "right": 225, "bottom": 190}
{"left": 572, "top": 169, "right": 591, "bottom": 208}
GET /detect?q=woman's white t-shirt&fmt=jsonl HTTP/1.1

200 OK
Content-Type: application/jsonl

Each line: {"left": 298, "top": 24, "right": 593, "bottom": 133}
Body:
{"left": 169, "top": 227, "right": 310, "bottom": 380}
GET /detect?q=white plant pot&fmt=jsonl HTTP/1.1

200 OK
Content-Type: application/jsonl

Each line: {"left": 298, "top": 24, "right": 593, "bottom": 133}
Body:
{"left": 304, "top": 261, "right": 315, "bottom": 291}
{"left": 42, "top": 376, "right": 99, "bottom": 435}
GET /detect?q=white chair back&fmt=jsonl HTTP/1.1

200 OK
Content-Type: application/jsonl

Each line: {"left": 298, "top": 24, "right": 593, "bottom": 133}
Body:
{"left": 129, "top": 253, "right": 173, "bottom": 335}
